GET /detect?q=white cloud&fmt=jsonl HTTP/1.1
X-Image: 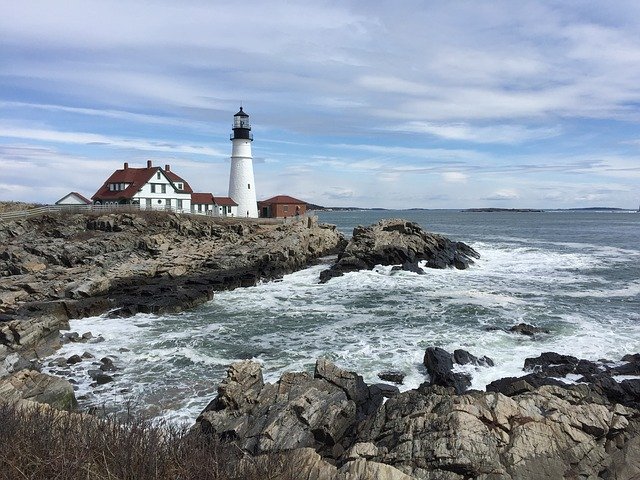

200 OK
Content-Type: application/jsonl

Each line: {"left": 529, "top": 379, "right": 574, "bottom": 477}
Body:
{"left": 483, "top": 189, "right": 520, "bottom": 201}
{"left": 442, "top": 172, "right": 468, "bottom": 183}
{"left": 0, "top": 126, "right": 227, "bottom": 157}
{"left": 386, "top": 122, "right": 561, "bottom": 144}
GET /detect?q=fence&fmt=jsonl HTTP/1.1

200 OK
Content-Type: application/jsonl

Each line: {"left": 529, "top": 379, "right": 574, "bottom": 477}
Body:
{"left": 0, "top": 203, "right": 309, "bottom": 225}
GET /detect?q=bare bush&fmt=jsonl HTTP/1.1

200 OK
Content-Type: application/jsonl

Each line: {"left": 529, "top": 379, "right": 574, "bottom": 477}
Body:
{"left": 0, "top": 402, "right": 299, "bottom": 480}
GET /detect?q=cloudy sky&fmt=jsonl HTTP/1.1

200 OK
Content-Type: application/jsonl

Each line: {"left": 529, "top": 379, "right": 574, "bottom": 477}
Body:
{"left": 2, "top": 1, "right": 640, "bottom": 208}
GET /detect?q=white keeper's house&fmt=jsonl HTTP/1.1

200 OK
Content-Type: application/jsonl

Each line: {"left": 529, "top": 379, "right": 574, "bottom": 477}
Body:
{"left": 92, "top": 160, "right": 193, "bottom": 212}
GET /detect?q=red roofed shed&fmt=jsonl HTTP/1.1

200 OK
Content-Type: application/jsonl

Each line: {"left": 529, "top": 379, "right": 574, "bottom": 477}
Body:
{"left": 258, "top": 195, "right": 307, "bottom": 218}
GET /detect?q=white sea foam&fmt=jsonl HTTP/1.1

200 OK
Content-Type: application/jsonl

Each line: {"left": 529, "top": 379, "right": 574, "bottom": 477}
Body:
{"left": 42, "top": 219, "right": 640, "bottom": 422}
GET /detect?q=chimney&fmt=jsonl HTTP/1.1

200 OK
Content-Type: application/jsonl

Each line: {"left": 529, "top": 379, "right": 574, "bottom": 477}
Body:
{"left": 147, "top": 160, "right": 152, "bottom": 168}
{"left": 123, "top": 162, "right": 129, "bottom": 169}
{"left": 165, "top": 164, "right": 170, "bottom": 172}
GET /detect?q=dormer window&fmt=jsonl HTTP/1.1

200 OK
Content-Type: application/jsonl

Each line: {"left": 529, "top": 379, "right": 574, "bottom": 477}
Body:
{"left": 177, "top": 183, "right": 183, "bottom": 190}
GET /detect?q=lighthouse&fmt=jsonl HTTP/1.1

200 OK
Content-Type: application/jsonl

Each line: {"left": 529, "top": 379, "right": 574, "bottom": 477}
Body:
{"left": 228, "top": 107, "right": 258, "bottom": 218}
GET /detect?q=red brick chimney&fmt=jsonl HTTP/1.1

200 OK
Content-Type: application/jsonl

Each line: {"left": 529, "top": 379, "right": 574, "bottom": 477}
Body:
{"left": 165, "top": 164, "right": 170, "bottom": 172}
{"left": 147, "top": 160, "right": 152, "bottom": 168}
{"left": 123, "top": 162, "right": 129, "bottom": 169}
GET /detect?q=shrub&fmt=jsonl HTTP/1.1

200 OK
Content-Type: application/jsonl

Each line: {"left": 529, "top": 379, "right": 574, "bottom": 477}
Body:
{"left": 0, "top": 402, "right": 297, "bottom": 480}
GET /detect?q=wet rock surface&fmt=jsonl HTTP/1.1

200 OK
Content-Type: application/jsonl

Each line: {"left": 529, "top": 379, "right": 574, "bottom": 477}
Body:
{"left": 320, "top": 218, "right": 479, "bottom": 282}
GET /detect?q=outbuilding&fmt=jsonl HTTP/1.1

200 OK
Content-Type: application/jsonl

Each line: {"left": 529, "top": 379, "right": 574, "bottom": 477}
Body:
{"left": 55, "top": 192, "right": 92, "bottom": 206}
{"left": 258, "top": 195, "right": 307, "bottom": 218}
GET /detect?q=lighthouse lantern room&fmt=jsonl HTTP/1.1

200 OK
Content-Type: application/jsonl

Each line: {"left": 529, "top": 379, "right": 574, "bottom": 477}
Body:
{"left": 228, "top": 107, "right": 258, "bottom": 217}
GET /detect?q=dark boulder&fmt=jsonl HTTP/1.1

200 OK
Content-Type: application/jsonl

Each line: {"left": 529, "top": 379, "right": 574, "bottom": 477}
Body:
{"left": 377, "top": 371, "right": 405, "bottom": 384}
{"left": 66, "top": 354, "right": 82, "bottom": 365}
{"left": 99, "top": 357, "right": 117, "bottom": 372}
{"left": 453, "top": 349, "right": 494, "bottom": 367}
{"left": 486, "top": 373, "right": 568, "bottom": 396}
{"left": 423, "top": 347, "right": 471, "bottom": 394}
{"left": 509, "top": 323, "right": 550, "bottom": 336}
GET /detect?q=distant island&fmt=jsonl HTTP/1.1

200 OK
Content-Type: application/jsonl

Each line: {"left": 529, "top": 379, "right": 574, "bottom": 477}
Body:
{"left": 463, "top": 208, "right": 544, "bottom": 213}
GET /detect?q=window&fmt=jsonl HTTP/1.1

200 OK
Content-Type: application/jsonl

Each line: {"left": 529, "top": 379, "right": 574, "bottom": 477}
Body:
{"left": 157, "top": 199, "right": 162, "bottom": 204}
{"left": 177, "top": 183, "right": 183, "bottom": 190}
{"left": 177, "top": 199, "right": 183, "bottom": 209}
{"left": 167, "top": 199, "right": 171, "bottom": 208}
{"left": 109, "top": 184, "right": 115, "bottom": 191}
{"left": 151, "top": 184, "right": 156, "bottom": 193}
{"left": 248, "top": 183, "right": 251, "bottom": 189}
{"left": 198, "top": 204, "right": 202, "bottom": 212}
{"left": 120, "top": 183, "right": 125, "bottom": 190}
{"left": 161, "top": 184, "right": 166, "bottom": 194}
{"left": 283, "top": 205, "right": 289, "bottom": 212}
{"left": 157, "top": 172, "right": 161, "bottom": 179}
{"left": 146, "top": 198, "right": 151, "bottom": 208}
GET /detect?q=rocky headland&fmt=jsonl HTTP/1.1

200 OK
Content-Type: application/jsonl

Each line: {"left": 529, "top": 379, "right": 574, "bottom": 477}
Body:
{"left": 1, "top": 212, "right": 639, "bottom": 479}
{"left": 0, "top": 211, "right": 344, "bottom": 381}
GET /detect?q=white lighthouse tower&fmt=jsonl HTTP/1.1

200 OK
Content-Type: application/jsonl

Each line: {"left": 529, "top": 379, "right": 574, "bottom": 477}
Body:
{"left": 228, "top": 107, "right": 258, "bottom": 218}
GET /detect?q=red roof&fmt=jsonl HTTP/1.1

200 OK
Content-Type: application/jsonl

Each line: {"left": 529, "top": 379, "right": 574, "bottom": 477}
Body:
{"left": 165, "top": 171, "right": 193, "bottom": 193}
{"left": 259, "top": 195, "right": 306, "bottom": 205}
{"left": 55, "top": 192, "right": 91, "bottom": 204}
{"left": 213, "top": 196, "right": 237, "bottom": 206}
{"left": 71, "top": 192, "right": 92, "bottom": 204}
{"left": 191, "top": 193, "right": 214, "bottom": 205}
{"left": 92, "top": 164, "right": 192, "bottom": 201}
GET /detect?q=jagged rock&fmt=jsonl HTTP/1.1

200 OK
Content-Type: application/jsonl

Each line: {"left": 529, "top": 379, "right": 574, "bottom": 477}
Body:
{"left": 0, "top": 352, "right": 36, "bottom": 376}
{"left": 339, "top": 458, "right": 413, "bottom": 480}
{"left": 320, "top": 219, "right": 479, "bottom": 282}
{"left": 358, "top": 384, "right": 638, "bottom": 479}
{"left": 194, "top": 358, "right": 640, "bottom": 480}
{"left": 0, "top": 370, "right": 77, "bottom": 410}
{"left": 509, "top": 323, "right": 550, "bottom": 336}
{"left": 315, "top": 357, "right": 383, "bottom": 419}
{"left": 377, "top": 371, "right": 405, "bottom": 384}
{"left": 453, "top": 348, "right": 494, "bottom": 367}
{"left": 423, "top": 347, "right": 474, "bottom": 394}
{"left": 196, "top": 359, "right": 366, "bottom": 457}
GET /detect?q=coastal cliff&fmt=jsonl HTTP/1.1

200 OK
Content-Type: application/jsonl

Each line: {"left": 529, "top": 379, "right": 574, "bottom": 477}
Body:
{"left": 0, "top": 211, "right": 345, "bottom": 376}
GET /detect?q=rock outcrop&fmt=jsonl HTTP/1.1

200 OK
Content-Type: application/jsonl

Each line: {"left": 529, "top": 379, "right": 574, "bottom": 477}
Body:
{"left": 320, "top": 218, "right": 479, "bottom": 282}
{"left": 0, "top": 212, "right": 344, "bottom": 378}
{"left": 488, "top": 351, "right": 640, "bottom": 410}
{"left": 0, "top": 370, "right": 77, "bottom": 410}
{"left": 195, "top": 357, "right": 640, "bottom": 480}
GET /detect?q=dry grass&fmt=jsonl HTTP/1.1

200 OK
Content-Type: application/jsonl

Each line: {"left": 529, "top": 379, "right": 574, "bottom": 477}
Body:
{"left": 0, "top": 402, "right": 299, "bottom": 480}
{"left": 0, "top": 202, "right": 43, "bottom": 213}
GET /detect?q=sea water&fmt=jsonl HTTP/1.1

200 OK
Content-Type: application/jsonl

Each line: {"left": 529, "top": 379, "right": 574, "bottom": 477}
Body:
{"left": 44, "top": 210, "right": 640, "bottom": 423}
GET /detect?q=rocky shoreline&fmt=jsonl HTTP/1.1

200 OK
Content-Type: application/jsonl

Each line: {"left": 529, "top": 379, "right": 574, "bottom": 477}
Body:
{"left": 1, "top": 213, "right": 639, "bottom": 479}
{"left": 193, "top": 350, "right": 640, "bottom": 479}
{"left": 0, "top": 211, "right": 344, "bottom": 379}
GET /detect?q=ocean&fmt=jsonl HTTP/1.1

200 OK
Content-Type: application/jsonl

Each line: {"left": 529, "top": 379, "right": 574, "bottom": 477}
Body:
{"left": 45, "top": 210, "right": 640, "bottom": 423}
